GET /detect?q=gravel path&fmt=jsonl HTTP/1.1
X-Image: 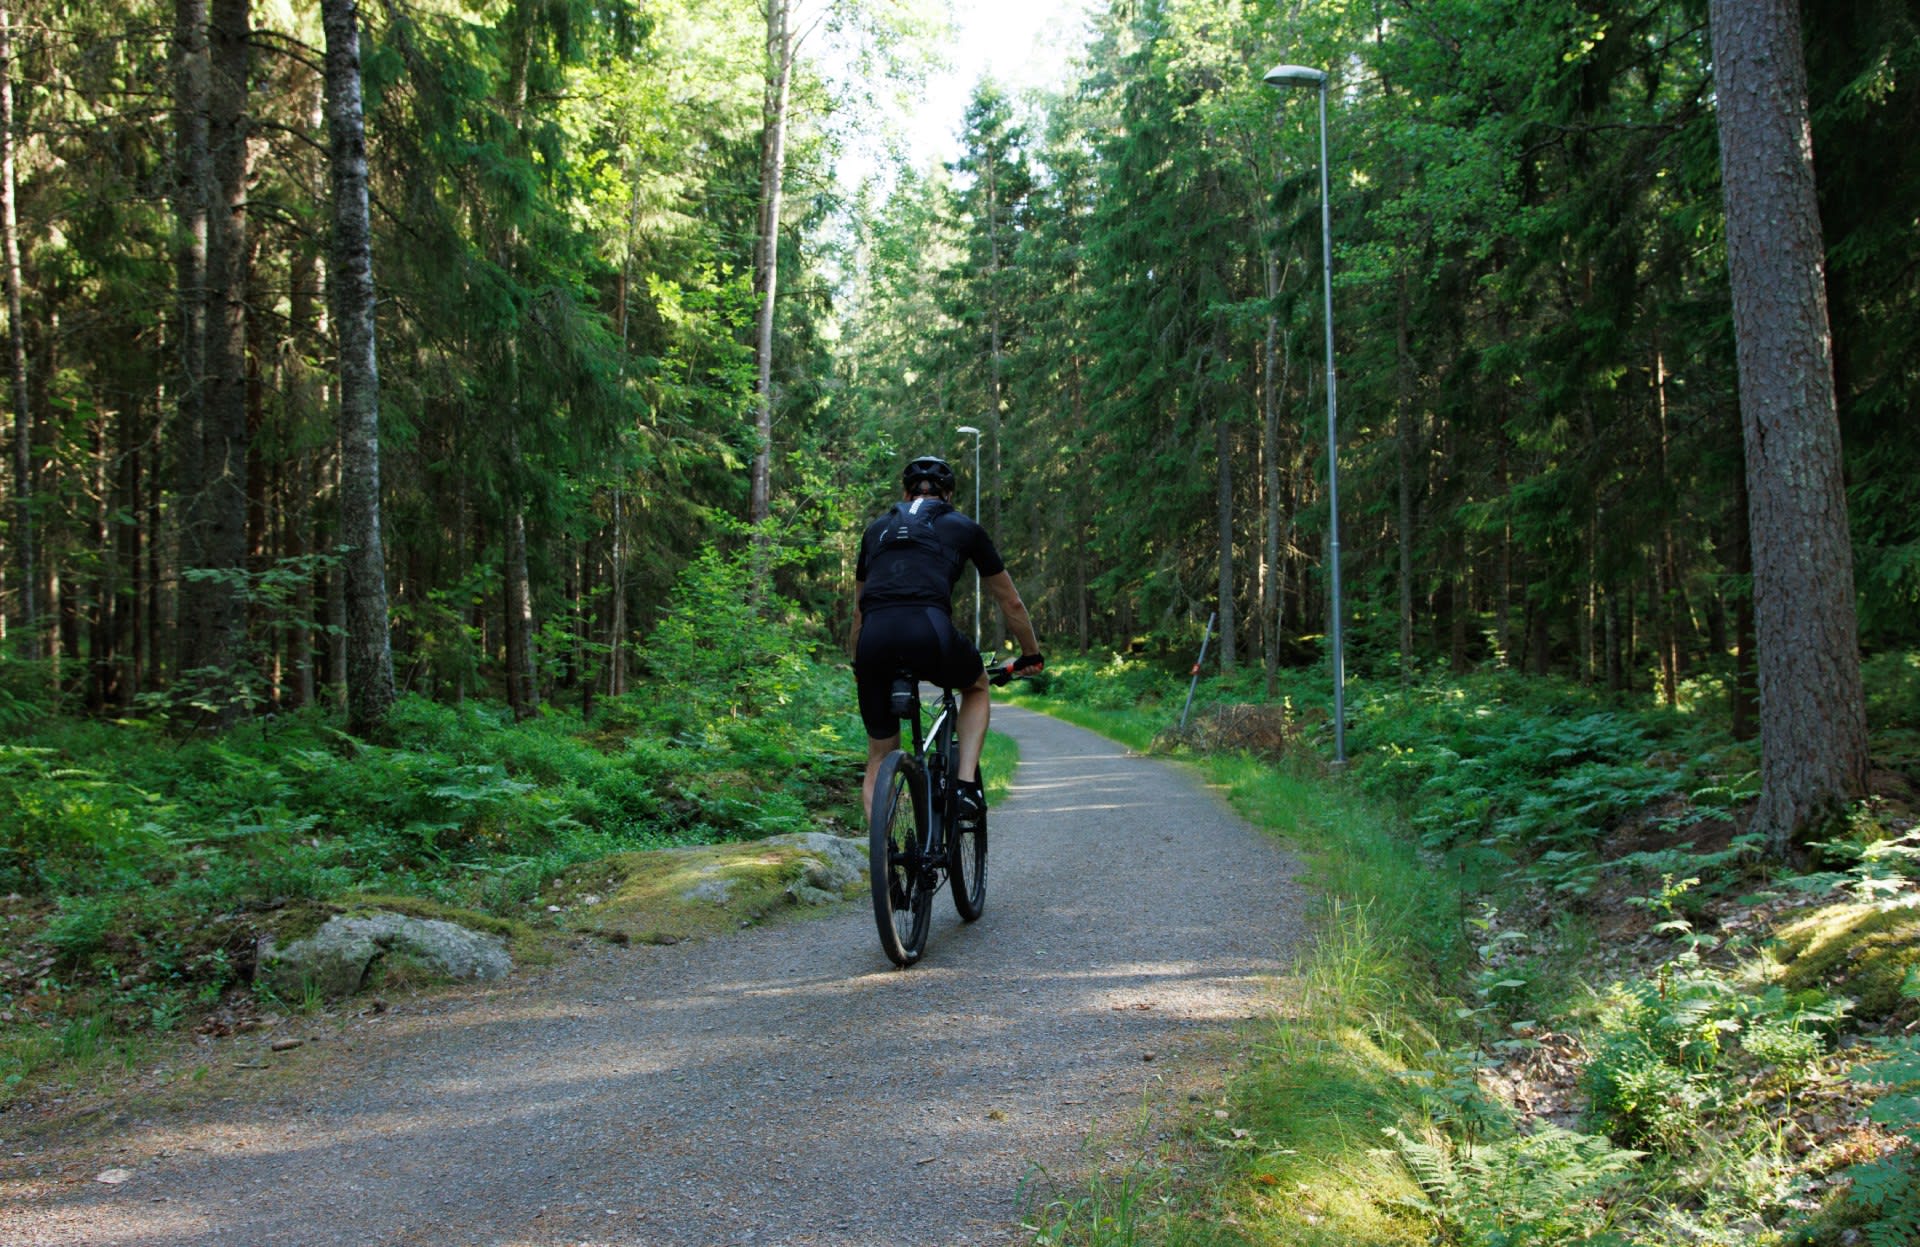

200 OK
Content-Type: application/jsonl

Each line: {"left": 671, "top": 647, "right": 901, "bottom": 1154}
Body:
{"left": 3, "top": 706, "right": 1308, "bottom": 1246}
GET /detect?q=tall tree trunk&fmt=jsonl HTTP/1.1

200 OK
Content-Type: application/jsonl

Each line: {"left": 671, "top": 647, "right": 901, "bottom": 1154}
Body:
{"left": 286, "top": 142, "right": 321, "bottom": 708}
{"left": 1730, "top": 459, "right": 1759, "bottom": 740}
{"left": 86, "top": 417, "right": 110, "bottom": 710}
{"left": 1395, "top": 270, "right": 1414, "bottom": 681}
{"left": 1654, "top": 341, "right": 1680, "bottom": 708}
{"left": 1262, "top": 259, "right": 1284, "bottom": 698}
{"left": 1215, "top": 396, "right": 1235, "bottom": 672}
{"left": 188, "top": 0, "right": 251, "bottom": 720}
{"left": 171, "top": 0, "right": 210, "bottom": 683}
{"left": 323, "top": 0, "right": 395, "bottom": 734}
{"left": 749, "top": 0, "right": 791, "bottom": 534}
{"left": 0, "top": 5, "right": 33, "bottom": 656}
{"left": 1711, "top": 0, "right": 1869, "bottom": 854}
{"left": 1495, "top": 436, "right": 1512, "bottom": 664}
{"left": 607, "top": 488, "right": 627, "bottom": 696}
{"left": 504, "top": 497, "right": 535, "bottom": 718}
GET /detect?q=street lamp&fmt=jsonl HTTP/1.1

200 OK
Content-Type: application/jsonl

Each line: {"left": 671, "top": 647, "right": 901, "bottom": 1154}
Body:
{"left": 956, "top": 424, "right": 983, "bottom": 647}
{"left": 1264, "top": 61, "right": 1347, "bottom": 766}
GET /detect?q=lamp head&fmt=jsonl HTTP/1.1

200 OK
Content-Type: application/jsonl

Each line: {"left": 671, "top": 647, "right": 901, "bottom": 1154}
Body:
{"left": 1263, "top": 63, "right": 1327, "bottom": 89}
{"left": 956, "top": 425, "right": 980, "bottom": 436}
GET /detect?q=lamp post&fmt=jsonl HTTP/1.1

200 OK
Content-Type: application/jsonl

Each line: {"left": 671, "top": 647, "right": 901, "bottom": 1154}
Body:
{"left": 1263, "top": 62, "right": 1347, "bottom": 766}
{"left": 956, "top": 424, "right": 983, "bottom": 646}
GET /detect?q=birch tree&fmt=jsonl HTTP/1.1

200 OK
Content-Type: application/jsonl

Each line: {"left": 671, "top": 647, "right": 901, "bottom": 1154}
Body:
{"left": 0, "top": 4, "right": 30, "bottom": 654}
{"left": 322, "top": 0, "right": 395, "bottom": 733}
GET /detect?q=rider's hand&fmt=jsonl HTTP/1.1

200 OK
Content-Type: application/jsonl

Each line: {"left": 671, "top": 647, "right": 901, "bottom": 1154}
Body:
{"left": 1011, "top": 652, "right": 1044, "bottom": 676}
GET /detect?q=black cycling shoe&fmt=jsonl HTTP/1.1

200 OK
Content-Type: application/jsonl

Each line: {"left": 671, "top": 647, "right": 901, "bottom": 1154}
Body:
{"left": 953, "top": 779, "right": 986, "bottom": 835}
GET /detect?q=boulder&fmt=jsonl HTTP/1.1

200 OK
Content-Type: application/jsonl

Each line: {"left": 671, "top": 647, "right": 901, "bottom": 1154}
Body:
{"left": 765, "top": 832, "right": 867, "bottom": 902}
{"left": 257, "top": 912, "right": 512, "bottom": 1000}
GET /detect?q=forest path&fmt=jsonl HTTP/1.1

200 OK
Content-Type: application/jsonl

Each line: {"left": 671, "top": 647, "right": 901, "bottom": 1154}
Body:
{"left": 5, "top": 706, "right": 1309, "bottom": 1247}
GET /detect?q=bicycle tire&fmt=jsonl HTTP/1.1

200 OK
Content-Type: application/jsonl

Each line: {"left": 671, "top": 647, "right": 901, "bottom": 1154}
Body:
{"left": 949, "top": 765, "right": 988, "bottom": 922}
{"left": 869, "top": 750, "right": 932, "bottom": 966}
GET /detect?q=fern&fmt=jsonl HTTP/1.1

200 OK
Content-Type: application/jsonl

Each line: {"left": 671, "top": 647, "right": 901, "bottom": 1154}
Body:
{"left": 1832, "top": 1035, "right": 1920, "bottom": 1245}
{"left": 1384, "top": 1124, "right": 1642, "bottom": 1243}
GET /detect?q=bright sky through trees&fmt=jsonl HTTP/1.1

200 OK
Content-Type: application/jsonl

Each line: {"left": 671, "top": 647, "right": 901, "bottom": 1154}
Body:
{"left": 912, "top": 0, "right": 1094, "bottom": 166}
{"left": 828, "top": 0, "right": 1092, "bottom": 194}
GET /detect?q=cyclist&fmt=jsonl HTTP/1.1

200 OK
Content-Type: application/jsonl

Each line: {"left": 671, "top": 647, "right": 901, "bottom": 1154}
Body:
{"left": 850, "top": 455, "right": 1043, "bottom": 829}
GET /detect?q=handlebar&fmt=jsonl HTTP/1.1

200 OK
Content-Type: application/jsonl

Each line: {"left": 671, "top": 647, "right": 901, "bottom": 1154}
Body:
{"left": 988, "top": 654, "right": 1045, "bottom": 687}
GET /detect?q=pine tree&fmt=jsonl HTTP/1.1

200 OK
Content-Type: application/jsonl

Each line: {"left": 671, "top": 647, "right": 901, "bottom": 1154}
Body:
{"left": 1710, "top": 0, "right": 1870, "bottom": 854}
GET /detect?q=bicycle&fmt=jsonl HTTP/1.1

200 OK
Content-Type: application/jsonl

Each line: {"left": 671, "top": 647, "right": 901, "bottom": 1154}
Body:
{"left": 868, "top": 662, "right": 1019, "bottom": 967}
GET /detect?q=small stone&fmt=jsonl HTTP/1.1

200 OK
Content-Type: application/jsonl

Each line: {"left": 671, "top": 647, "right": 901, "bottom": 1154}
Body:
{"left": 271, "top": 1038, "right": 304, "bottom": 1052}
{"left": 96, "top": 1168, "right": 134, "bottom": 1185}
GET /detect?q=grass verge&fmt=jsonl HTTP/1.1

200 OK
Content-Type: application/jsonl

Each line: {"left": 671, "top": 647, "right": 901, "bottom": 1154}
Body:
{"left": 1017, "top": 653, "right": 1920, "bottom": 1247}
{"left": 1017, "top": 703, "right": 1454, "bottom": 1246}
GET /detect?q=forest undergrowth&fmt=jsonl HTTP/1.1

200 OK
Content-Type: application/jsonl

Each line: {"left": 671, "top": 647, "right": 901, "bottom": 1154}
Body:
{"left": 1017, "top": 649, "right": 1920, "bottom": 1247}
{"left": 5, "top": 599, "right": 1919, "bottom": 1246}
{"left": 0, "top": 550, "right": 877, "bottom": 1111}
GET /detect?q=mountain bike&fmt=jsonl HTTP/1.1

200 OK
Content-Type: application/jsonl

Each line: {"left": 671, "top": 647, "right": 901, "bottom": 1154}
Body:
{"left": 868, "top": 663, "right": 1018, "bottom": 967}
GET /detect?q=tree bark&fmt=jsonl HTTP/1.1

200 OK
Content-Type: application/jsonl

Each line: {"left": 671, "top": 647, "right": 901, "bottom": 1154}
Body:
{"left": 1711, "top": 0, "right": 1869, "bottom": 855}
{"left": 185, "top": 0, "right": 251, "bottom": 719}
{"left": 504, "top": 498, "right": 535, "bottom": 719}
{"left": 1262, "top": 258, "right": 1284, "bottom": 698}
{"left": 0, "top": 5, "right": 34, "bottom": 655}
{"left": 171, "top": 0, "right": 210, "bottom": 682}
{"left": 749, "top": 0, "right": 792, "bottom": 534}
{"left": 322, "top": 0, "right": 395, "bottom": 734}
{"left": 1729, "top": 455, "right": 1758, "bottom": 739}
{"left": 1395, "top": 270, "right": 1414, "bottom": 681}
{"left": 1215, "top": 398, "right": 1235, "bottom": 672}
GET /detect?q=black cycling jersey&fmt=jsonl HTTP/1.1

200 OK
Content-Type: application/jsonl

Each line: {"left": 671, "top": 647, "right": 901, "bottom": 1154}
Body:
{"left": 855, "top": 497, "right": 1005, "bottom": 614}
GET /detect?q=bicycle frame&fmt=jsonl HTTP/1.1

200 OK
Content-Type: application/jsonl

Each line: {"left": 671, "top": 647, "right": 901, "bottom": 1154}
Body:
{"left": 871, "top": 660, "right": 1014, "bottom": 965}
{"left": 890, "top": 674, "right": 960, "bottom": 862}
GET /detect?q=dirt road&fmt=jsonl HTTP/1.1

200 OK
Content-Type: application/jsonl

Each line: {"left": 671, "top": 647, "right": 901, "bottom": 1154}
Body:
{"left": 2, "top": 706, "right": 1308, "bottom": 1246}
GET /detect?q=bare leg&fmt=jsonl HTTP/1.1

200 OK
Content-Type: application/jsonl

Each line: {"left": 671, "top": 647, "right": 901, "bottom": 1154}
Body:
{"left": 955, "top": 670, "right": 992, "bottom": 783}
{"left": 861, "top": 734, "right": 899, "bottom": 819}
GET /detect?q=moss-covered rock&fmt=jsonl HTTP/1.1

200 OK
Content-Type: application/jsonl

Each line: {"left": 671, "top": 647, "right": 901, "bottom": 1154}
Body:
{"left": 1770, "top": 898, "right": 1920, "bottom": 1021}
{"left": 552, "top": 833, "right": 867, "bottom": 945}
{"left": 256, "top": 911, "right": 512, "bottom": 1001}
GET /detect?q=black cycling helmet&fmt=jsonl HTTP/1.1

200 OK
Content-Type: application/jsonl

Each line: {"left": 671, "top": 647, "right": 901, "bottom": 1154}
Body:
{"left": 902, "top": 455, "right": 956, "bottom": 496}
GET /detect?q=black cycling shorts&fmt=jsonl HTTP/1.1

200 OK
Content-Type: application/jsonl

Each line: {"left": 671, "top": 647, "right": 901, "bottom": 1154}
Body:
{"left": 854, "top": 606, "right": 985, "bottom": 740}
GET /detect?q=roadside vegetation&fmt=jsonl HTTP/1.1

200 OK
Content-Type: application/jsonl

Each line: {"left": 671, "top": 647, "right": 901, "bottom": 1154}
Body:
{"left": 5, "top": 560, "right": 1916, "bottom": 1247}
{"left": 1018, "top": 649, "right": 1920, "bottom": 1247}
{"left": 0, "top": 552, "right": 867, "bottom": 1106}
{"left": 0, "top": 547, "right": 1037, "bottom": 1117}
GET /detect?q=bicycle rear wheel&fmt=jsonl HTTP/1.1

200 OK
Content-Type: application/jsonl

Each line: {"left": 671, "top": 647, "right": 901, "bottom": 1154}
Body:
{"left": 950, "top": 766, "right": 988, "bottom": 922}
{"left": 869, "top": 750, "right": 932, "bottom": 966}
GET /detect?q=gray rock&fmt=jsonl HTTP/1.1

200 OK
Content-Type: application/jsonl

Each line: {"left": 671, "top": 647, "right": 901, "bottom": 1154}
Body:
{"left": 257, "top": 912, "right": 512, "bottom": 1000}
{"left": 764, "top": 832, "right": 867, "bottom": 896}
{"left": 681, "top": 877, "right": 737, "bottom": 904}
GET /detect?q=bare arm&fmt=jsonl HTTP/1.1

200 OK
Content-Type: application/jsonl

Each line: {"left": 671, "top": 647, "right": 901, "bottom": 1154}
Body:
{"left": 983, "top": 570, "right": 1040, "bottom": 657}
{"left": 848, "top": 582, "right": 864, "bottom": 660}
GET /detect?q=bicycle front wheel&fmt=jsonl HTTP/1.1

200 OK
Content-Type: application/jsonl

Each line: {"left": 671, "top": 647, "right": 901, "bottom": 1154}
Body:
{"left": 950, "top": 766, "right": 988, "bottom": 922}
{"left": 870, "top": 750, "right": 931, "bottom": 966}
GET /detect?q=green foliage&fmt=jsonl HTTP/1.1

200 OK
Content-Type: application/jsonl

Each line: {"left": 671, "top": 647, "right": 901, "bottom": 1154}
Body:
{"left": 1383, "top": 1123, "right": 1642, "bottom": 1245}
{"left": 0, "top": 653, "right": 866, "bottom": 1083}
{"left": 1829, "top": 1012, "right": 1920, "bottom": 1247}
{"left": 637, "top": 540, "right": 816, "bottom": 732}
{"left": 1025, "top": 656, "right": 1907, "bottom": 1244}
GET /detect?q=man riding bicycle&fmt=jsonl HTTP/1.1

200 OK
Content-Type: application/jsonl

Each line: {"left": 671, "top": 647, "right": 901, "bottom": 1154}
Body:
{"left": 850, "top": 455, "right": 1043, "bottom": 828}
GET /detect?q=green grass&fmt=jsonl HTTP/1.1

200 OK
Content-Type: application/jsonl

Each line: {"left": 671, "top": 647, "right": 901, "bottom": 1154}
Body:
{"left": 1014, "top": 699, "right": 1448, "bottom": 1246}
{"left": 983, "top": 727, "right": 1020, "bottom": 804}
